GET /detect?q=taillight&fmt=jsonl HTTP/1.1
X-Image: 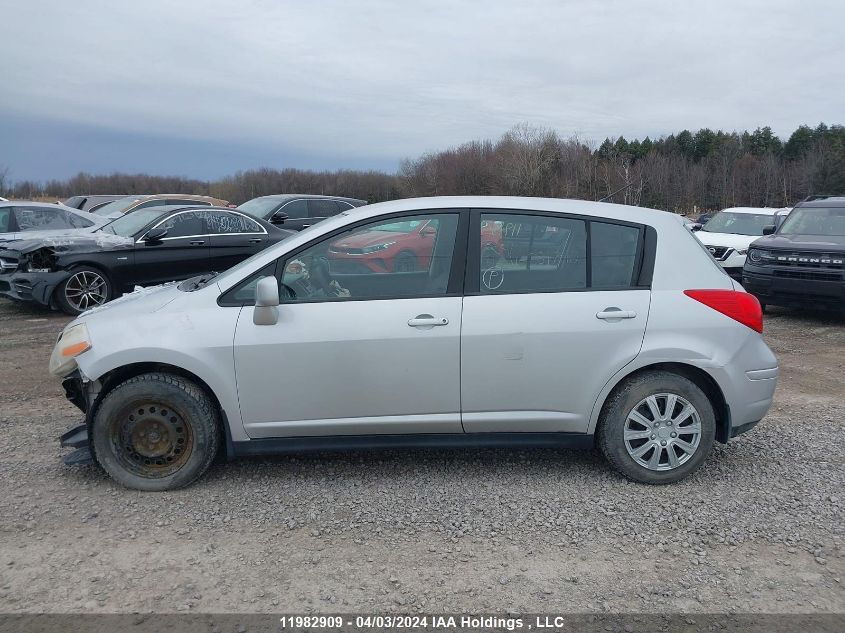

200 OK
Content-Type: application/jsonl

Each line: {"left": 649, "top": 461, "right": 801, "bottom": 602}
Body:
{"left": 684, "top": 289, "right": 763, "bottom": 333}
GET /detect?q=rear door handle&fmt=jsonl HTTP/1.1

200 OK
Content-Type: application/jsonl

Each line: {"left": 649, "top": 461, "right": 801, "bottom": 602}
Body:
{"left": 189, "top": 240, "right": 205, "bottom": 246}
{"left": 408, "top": 315, "right": 449, "bottom": 328}
{"left": 596, "top": 308, "right": 637, "bottom": 320}
{"left": 248, "top": 238, "right": 262, "bottom": 243}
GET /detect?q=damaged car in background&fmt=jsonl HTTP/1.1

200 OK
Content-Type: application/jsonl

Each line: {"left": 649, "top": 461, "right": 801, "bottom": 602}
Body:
{"left": 0, "top": 205, "right": 293, "bottom": 315}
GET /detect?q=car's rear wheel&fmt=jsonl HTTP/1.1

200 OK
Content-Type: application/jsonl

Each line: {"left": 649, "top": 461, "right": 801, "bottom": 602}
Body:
{"left": 56, "top": 266, "right": 112, "bottom": 315}
{"left": 598, "top": 371, "right": 715, "bottom": 484}
{"left": 91, "top": 372, "right": 220, "bottom": 491}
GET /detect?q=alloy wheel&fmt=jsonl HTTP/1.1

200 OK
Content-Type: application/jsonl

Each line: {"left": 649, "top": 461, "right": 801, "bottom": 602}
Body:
{"left": 624, "top": 393, "right": 702, "bottom": 471}
{"left": 64, "top": 271, "right": 108, "bottom": 312}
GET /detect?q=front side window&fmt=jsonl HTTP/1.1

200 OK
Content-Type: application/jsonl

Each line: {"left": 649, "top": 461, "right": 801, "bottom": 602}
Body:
{"left": 278, "top": 199, "right": 308, "bottom": 219}
{"left": 156, "top": 212, "right": 206, "bottom": 238}
{"left": 14, "top": 206, "right": 73, "bottom": 231}
{"left": 0, "top": 208, "right": 10, "bottom": 232}
{"left": 280, "top": 213, "right": 459, "bottom": 302}
{"left": 778, "top": 207, "right": 845, "bottom": 236}
{"left": 479, "top": 213, "right": 587, "bottom": 293}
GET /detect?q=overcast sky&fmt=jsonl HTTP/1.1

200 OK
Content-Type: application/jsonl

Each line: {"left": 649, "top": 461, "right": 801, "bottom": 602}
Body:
{"left": 2, "top": 0, "right": 843, "bottom": 181}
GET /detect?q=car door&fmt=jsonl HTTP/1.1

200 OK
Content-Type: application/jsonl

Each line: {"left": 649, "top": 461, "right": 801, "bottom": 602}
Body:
{"left": 305, "top": 199, "right": 342, "bottom": 229}
{"left": 130, "top": 210, "right": 211, "bottom": 286}
{"left": 460, "top": 210, "right": 651, "bottom": 434}
{"left": 231, "top": 210, "right": 466, "bottom": 438}
{"left": 273, "top": 199, "right": 310, "bottom": 231}
{"left": 204, "top": 210, "right": 269, "bottom": 271}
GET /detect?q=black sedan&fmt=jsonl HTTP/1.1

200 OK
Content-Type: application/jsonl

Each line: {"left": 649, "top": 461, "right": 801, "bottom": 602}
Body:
{"left": 0, "top": 205, "right": 293, "bottom": 315}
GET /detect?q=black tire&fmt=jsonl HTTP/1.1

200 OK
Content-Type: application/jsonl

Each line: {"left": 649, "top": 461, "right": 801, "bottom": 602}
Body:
{"left": 91, "top": 372, "right": 220, "bottom": 491}
{"left": 597, "top": 371, "right": 716, "bottom": 484}
{"left": 55, "top": 266, "right": 112, "bottom": 315}
{"left": 394, "top": 251, "right": 417, "bottom": 272}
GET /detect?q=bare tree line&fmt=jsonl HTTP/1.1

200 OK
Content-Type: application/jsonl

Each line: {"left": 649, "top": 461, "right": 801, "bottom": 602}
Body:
{"left": 2, "top": 122, "right": 843, "bottom": 212}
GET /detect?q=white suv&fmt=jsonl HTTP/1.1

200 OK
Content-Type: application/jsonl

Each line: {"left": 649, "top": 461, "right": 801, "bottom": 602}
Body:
{"left": 50, "top": 197, "right": 778, "bottom": 490}
{"left": 693, "top": 207, "right": 790, "bottom": 279}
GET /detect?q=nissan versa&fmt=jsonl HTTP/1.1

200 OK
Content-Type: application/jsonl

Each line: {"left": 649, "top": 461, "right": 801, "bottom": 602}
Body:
{"left": 50, "top": 197, "right": 778, "bottom": 491}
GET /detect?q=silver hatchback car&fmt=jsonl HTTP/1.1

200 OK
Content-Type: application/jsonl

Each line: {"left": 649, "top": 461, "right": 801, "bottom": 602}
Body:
{"left": 51, "top": 197, "right": 778, "bottom": 491}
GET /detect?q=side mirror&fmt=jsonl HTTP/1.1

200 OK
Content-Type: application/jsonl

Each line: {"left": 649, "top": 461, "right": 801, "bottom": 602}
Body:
{"left": 271, "top": 212, "right": 289, "bottom": 225}
{"left": 762, "top": 225, "right": 776, "bottom": 235}
{"left": 690, "top": 224, "right": 702, "bottom": 231}
{"left": 144, "top": 227, "right": 168, "bottom": 243}
{"left": 253, "top": 276, "right": 279, "bottom": 325}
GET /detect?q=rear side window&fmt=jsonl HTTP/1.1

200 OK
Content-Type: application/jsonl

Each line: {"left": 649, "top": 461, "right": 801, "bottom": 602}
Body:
{"left": 480, "top": 213, "right": 587, "bottom": 293}
{"left": 477, "top": 212, "right": 644, "bottom": 294}
{"left": 14, "top": 206, "right": 73, "bottom": 231}
{"left": 591, "top": 222, "right": 640, "bottom": 288}
{"left": 0, "top": 208, "right": 10, "bottom": 232}
{"left": 201, "top": 210, "right": 263, "bottom": 234}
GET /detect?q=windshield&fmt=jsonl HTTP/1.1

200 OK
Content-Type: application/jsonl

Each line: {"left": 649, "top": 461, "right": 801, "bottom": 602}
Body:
{"left": 702, "top": 211, "right": 774, "bottom": 236}
{"left": 778, "top": 207, "right": 845, "bottom": 236}
{"left": 237, "top": 198, "right": 282, "bottom": 219}
{"left": 92, "top": 197, "right": 141, "bottom": 216}
{"left": 99, "top": 208, "right": 169, "bottom": 237}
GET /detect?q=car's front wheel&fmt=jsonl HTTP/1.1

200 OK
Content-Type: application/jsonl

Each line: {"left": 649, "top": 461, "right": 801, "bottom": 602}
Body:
{"left": 598, "top": 371, "right": 716, "bottom": 484}
{"left": 91, "top": 372, "right": 220, "bottom": 491}
{"left": 55, "top": 266, "right": 112, "bottom": 315}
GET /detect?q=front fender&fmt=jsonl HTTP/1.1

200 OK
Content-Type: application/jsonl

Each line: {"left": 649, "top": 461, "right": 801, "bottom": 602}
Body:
{"left": 73, "top": 303, "right": 246, "bottom": 440}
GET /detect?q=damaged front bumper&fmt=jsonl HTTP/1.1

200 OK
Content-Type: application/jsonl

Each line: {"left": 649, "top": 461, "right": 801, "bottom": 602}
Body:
{"left": 58, "top": 369, "right": 96, "bottom": 466}
{"left": 0, "top": 270, "right": 70, "bottom": 306}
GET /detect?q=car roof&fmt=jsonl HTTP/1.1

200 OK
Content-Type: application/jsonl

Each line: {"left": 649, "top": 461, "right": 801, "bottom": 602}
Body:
{"left": 250, "top": 194, "right": 366, "bottom": 203}
{"left": 332, "top": 196, "right": 690, "bottom": 228}
{"left": 717, "top": 206, "right": 787, "bottom": 215}
{"left": 796, "top": 196, "right": 845, "bottom": 208}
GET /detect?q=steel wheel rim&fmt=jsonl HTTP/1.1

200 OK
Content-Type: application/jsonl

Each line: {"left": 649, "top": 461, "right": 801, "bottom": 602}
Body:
{"left": 624, "top": 393, "right": 702, "bottom": 471}
{"left": 109, "top": 401, "right": 194, "bottom": 478}
{"left": 64, "top": 271, "right": 107, "bottom": 311}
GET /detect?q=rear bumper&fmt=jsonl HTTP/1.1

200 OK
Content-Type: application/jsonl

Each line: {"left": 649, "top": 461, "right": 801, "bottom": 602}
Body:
{"left": 742, "top": 267, "right": 845, "bottom": 307}
{"left": 707, "top": 335, "right": 779, "bottom": 439}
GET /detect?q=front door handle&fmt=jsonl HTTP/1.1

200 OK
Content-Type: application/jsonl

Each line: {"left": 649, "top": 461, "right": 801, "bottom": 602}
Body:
{"left": 408, "top": 314, "right": 449, "bottom": 328}
{"left": 596, "top": 308, "right": 637, "bottom": 320}
{"left": 189, "top": 240, "right": 205, "bottom": 246}
{"left": 248, "top": 238, "right": 262, "bottom": 243}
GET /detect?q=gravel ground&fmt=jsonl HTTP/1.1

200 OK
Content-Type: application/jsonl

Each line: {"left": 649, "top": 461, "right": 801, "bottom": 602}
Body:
{"left": 0, "top": 299, "right": 842, "bottom": 614}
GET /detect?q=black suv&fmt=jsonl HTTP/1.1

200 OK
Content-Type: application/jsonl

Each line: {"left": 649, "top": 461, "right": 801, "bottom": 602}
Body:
{"left": 743, "top": 196, "right": 845, "bottom": 309}
{"left": 237, "top": 194, "right": 367, "bottom": 231}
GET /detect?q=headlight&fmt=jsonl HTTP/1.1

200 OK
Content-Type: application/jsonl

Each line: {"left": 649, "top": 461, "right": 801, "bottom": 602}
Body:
{"left": 748, "top": 249, "right": 767, "bottom": 264}
{"left": 48, "top": 323, "right": 92, "bottom": 376}
{"left": 361, "top": 242, "right": 395, "bottom": 254}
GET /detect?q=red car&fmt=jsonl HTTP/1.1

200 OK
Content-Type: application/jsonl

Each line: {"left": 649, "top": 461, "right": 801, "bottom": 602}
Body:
{"left": 328, "top": 218, "right": 504, "bottom": 273}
